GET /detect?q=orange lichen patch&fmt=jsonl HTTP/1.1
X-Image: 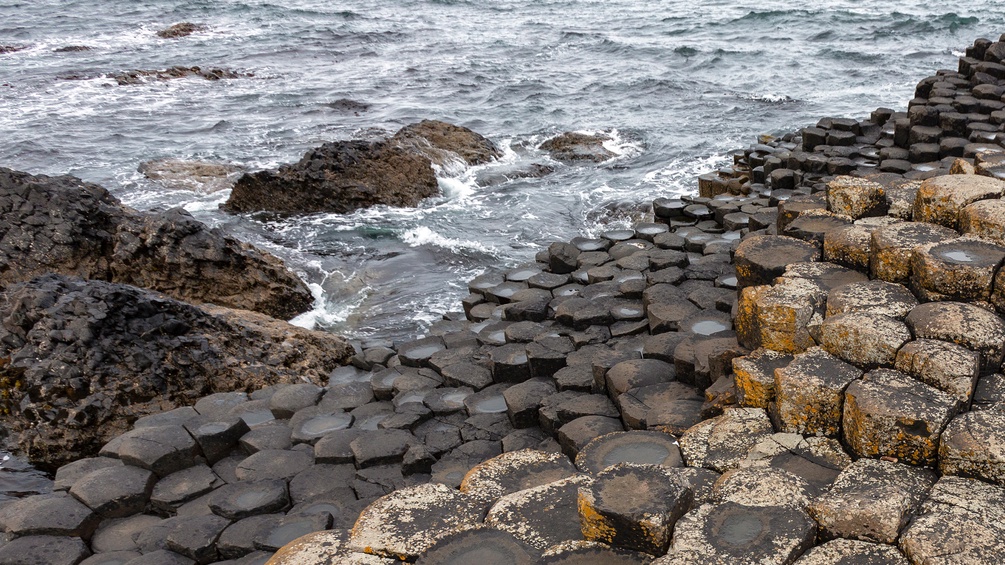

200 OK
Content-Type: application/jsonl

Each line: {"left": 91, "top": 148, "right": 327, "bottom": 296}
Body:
{"left": 577, "top": 493, "right": 618, "bottom": 543}
{"left": 736, "top": 279, "right": 825, "bottom": 354}
{"left": 732, "top": 348, "right": 793, "bottom": 409}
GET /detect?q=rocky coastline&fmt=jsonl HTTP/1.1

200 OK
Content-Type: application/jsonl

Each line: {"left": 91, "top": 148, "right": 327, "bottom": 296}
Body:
{"left": 2, "top": 35, "right": 1005, "bottom": 565}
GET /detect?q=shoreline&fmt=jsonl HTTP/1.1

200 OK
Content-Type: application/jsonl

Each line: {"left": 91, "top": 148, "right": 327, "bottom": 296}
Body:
{"left": 2, "top": 34, "right": 1005, "bottom": 564}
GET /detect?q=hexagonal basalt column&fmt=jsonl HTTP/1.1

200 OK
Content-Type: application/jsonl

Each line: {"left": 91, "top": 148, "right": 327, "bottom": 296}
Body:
{"left": 782, "top": 210, "right": 854, "bottom": 245}
{"left": 679, "top": 408, "right": 774, "bottom": 472}
{"left": 668, "top": 502, "right": 816, "bottom": 565}
{"left": 774, "top": 347, "right": 861, "bottom": 437}
{"left": 486, "top": 475, "right": 593, "bottom": 551}
{"left": 459, "top": 449, "right": 578, "bottom": 501}
{"left": 733, "top": 348, "right": 794, "bottom": 409}
{"left": 911, "top": 237, "right": 1005, "bottom": 302}
{"left": 869, "top": 221, "right": 958, "bottom": 284}
{"left": 913, "top": 174, "right": 1005, "bottom": 229}
{"left": 939, "top": 410, "right": 1005, "bottom": 486}
{"left": 960, "top": 197, "right": 1005, "bottom": 244}
{"left": 894, "top": 339, "right": 980, "bottom": 407}
{"left": 823, "top": 219, "right": 900, "bottom": 272}
{"left": 795, "top": 539, "right": 909, "bottom": 564}
{"left": 842, "top": 369, "right": 957, "bottom": 466}
{"left": 905, "top": 301, "right": 1005, "bottom": 373}
{"left": 826, "top": 176, "right": 889, "bottom": 219}
{"left": 808, "top": 458, "right": 935, "bottom": 544}
{"left": 735, "top": 279, "right": 825, "bottom": 354}
{"left": 899, "top": 476, "right": 1005, "bottom": 564}
{"left": 733, "top": 235, "right": 820, "bottom": 290}
{"left": 577, "top": 463, "right": 693, "bottom": 555}
{"left": 349, "top": 483, "right": 488, "bottom": 560}
{"left": 818, "top": 312, "right": 912, "bottom": 368}
{"left": 825, "top": 280, "right": 918, "bottom": 319}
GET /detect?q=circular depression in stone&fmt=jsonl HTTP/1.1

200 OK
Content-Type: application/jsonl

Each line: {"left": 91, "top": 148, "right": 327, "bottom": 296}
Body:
{"left": 299, "top": 414, "right": 353, "bottom": 436}
{"left": 575, "top": 430, "right": 682, "bottom": 474}
{"left": 684, "top": 204, "right": 713, "bottom": 219}
{"left": 471, "top": 395, "right": 506, "bottom": 413}
{"left": 603, "top": 229, "right": 636, "bottom": 242}
{"left": 507, "top": 267, "right": 542, "bottom": 282}
{"left": 930, "top": 239, "right": 1005, "bottom": 266}
{"left": 683, "top": 311, "right": 733, "bottom": 336}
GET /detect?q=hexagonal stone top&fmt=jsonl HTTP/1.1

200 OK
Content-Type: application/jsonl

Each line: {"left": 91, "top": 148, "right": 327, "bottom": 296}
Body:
{"left": 734, "top": 235, "right": 820, "bottom": 289}
{"left": 460, "top": 449, "right": 578, "bottom": 501}
{"left": 913, "top": 174, "right": 1005, "bottom": 228}
{"left": 349, "top": 483, "right": 488, "bottom": 560}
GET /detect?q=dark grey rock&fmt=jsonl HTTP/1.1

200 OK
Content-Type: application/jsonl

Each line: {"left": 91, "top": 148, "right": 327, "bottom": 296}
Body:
{"left": 69, "top": 464, "right": 156, "bottom": 518}
{"left": 208, "top": 479, "right": 290, "bottom": 520}
{"left": 234, "top": 449, "right": 313, "bottom": 482}
{"left": 0, "top": 535, "right": 91, "bottom": 565}
{"left": 0, "top": 492, "right": 99, "bottom": 539}
{"left": 165, "top": 513, "right": 231, "bottom": 564}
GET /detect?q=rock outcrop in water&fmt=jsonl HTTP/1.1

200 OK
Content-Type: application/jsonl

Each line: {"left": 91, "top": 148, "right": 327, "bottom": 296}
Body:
{"left": 138, "top": 158, "right": 243, "bottom": 193}
{"left": 391, "top": 119, "right": 503, "bottom": 167}
{"left": 109, "top": 66, "right": 252, "bottom": 85}
{"left": 223, "top": 120, "right": 500, "bottom": 215}
{"left": 0, "top": 274, "right": 354, "bottom": 470}
{"left": 0, "top": 167, "right": 313, "bottom": 320}
{"left": 539, "top": 131, "right": 617, "bottom": 163}
{"left": 156, "top": 22, "right": 208, "bottom": 39}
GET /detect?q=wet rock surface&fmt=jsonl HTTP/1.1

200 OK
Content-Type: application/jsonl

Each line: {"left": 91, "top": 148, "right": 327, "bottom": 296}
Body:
{"left": 539, "top": 132, "right": 617, "bottom": 163}
{"left": 224, "top": 121, "right": 498, "bottom": 215}
{"left": 16, "top": 37, "right": 1005, "bottom": 565}
{"left": 0, "top": 275, "right": 353, "bottom": 469}
{"left": 0, "top": 168, "right": 313, "bottom": 319}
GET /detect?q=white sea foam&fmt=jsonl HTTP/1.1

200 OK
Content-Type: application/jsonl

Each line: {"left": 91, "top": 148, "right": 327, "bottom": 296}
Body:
{"left": 401, "top": 226, "right": 496, "bottom": 254}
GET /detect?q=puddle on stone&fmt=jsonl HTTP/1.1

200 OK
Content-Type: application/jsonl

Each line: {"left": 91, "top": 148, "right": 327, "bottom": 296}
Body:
{"left": 506, "top": 268, "right": 541, "bottom": 282}
{"left": 372, "top": 371, "right": 399, "bottom": 390}
{"left": 604, "top": 230, "right": 635, "bottom": 241}
{"left": 613, "top": 306, "right": 644, "bottom": 319}
{"left": 718, "top": 275, "right": 738, "bottom": 288}
{"left": 718, "top": 511, "right": 765, "bottom": 547}
{"left": 492, "top": 286, "right": 518, "bottom": 299}
{"left": 439, "top": 391, "right": 471, "bottom": 408}
{"left": 238, "top": 410, "right": 275, "bottom": 428}
{"left": 616, "top": 272, "right": 645, "bottom": 283}
{"left": 403, "top": 344, "right": 443, "bottom": 359}
{"left": 264, "top": 521, "right": 314, "bottom": 549}
{"left": 471, "top": 395, "right": 507, "bottom": 414}
{"left": 601, "top": 442, "right": 671, "bottom": 468}
{"left": 395, "top": 390, "right": 428, "bottom": 405}
{"left": 691, "top": 319, "right": 730, "bottom": 335}
{"left": 234, "top": 490, "right": 272, "bottom": 508}
{"left": 939, "top": 249, "right": 976, "bottom": 263}
{"left": 197, "top": 422, "right": 231, "bottom": 435}
{"left": 300, "top": 414, "right": 352, "bottom": 436}
{"left": 328, "top": 365, "right": 373, "bottom": 384}
{"left": 354, "top": 414, "right": 390, "bottom": 430}
{"left": 721, "top": 231, "right": 742, "bottom": 241}
{"left": 484, "top": 330, "right": 507, "bottom": 344}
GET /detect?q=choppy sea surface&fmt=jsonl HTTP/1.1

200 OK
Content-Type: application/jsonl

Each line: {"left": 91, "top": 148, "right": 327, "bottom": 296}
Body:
{"left": 2, "top": 0, "right": 1003, "bottom": 344}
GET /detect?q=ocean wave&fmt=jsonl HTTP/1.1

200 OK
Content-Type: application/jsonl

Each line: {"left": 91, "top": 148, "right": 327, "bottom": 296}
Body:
{"left": 400, "top": 226, "right": 498, "bottom": 255}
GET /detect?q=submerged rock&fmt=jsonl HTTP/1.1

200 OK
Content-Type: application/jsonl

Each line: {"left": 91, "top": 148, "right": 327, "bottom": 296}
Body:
{"left": 138, "top": 159, "right": 243, "bottom": 193}
{"left": 110, "top": 66, "right": 252, "bottom": 85}
{"left": 0, "top": 274, "right": 353, "bottom": 470}
{"left": 224, "top": 121, "right": 498, "bottom": 216}
{"left": 0, "top": 168, "right": 312, "bottom": 319}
